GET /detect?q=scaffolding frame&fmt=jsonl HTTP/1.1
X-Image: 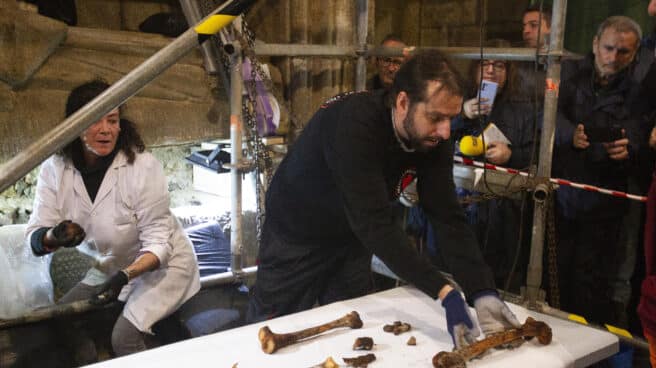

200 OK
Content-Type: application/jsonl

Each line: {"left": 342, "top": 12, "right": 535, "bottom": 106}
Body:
{"left": 0, "top": 0, "right": 561, "bottom": 311}
{"left": 5, "top": 1, "right": 646, "bottom": 350}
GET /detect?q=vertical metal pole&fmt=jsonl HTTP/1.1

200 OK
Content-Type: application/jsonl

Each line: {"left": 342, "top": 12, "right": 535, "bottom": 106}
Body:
{"left": 228, "top": 41, "right": 244, "bottom": 274}
{"left": 524, "top": 0, "right": 567, "bottom": 308}
{"left": 355, "top": 0, "right": 368, "bottom": 91}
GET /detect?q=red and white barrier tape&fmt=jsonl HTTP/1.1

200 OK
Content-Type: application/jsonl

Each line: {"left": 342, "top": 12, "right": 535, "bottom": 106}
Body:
{"left": 454, "top": 156, "right": 647, "bottom": 203}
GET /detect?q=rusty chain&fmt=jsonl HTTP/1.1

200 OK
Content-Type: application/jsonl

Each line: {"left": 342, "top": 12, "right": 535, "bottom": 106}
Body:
{"left": 197, "top": 1, "right": 275, "bottom": 248}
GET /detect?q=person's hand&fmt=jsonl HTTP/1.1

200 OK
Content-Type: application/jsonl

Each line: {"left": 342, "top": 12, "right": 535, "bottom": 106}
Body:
{"left": 472, "top": 290, "right": 521, "bottom": 337}
{"left": 89, "top": 270, "right": 129, "bottom": 305}
{"left": 463, "top": 98, "right": 491, "bottom": 119}
{"left": 44, "top": 220, "right": 86, "bottom": 250}
{"left": 573, "top": 124, "right": 590, "bottom": 149}
{"left": 649, "top": 126, "right": 656, "bottom": 150}
{"left": 602, "top": 136, "right": 629, "bottom": 161}
{"left": 485, "top": 142, "right": 512, "bottom": 165}
{"left": 441, "top": 289, "right": 479, "bottom": 349}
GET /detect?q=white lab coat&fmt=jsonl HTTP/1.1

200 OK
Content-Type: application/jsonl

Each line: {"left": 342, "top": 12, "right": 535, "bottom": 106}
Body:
{"left": 26, "top": 151, "right": 200, "bottom": 333}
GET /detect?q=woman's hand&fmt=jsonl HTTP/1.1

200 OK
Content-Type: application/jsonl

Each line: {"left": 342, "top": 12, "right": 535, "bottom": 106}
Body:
{"left": 462, "top": 98, "right": 492, "bottom": 119}
{"left": 485, "top": 142, "right": 512, "bottom": 165}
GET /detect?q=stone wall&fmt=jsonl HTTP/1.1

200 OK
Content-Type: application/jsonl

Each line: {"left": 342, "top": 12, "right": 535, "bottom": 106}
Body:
{"left": 0, "top": 145, "right": 196, "bottom": 225}
{"left": 374, "top": 0, "right": 526, "bottom": 47}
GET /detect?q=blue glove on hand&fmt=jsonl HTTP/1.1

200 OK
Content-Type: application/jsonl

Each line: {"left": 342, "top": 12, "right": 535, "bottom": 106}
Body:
{"left": 473, "top": 290, "right": 521, "bottom": 336}
{"left": 442, "top": 289, "right": 479, "bottom": 348}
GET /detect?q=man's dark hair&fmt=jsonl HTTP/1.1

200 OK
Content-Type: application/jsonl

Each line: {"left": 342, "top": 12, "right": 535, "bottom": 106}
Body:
{"left": 388, "top": 49, "right": 465, "bottom": 107}
{"left": 380, "top": 33, "right": 405, "bottom": 45}
{"left": 63, "top": 79, "right": 145, "bottom": 164}
{"left": 524, "top": 4, "right": 552, "bottom": 26}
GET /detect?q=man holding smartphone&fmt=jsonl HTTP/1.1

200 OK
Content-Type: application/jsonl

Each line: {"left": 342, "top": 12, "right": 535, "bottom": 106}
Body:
{"left": 553, "top": 16, "right": 646, "bottom": 328}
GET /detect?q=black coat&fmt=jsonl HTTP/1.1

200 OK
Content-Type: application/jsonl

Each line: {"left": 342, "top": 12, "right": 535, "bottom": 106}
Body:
{"left": 554, "top": 54, "right": 644, "bottom": 219}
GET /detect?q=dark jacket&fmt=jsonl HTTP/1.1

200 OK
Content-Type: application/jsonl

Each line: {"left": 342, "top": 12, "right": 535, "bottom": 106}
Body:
{"left": 263, "top": 90, "right": 495, "bottom": 299}
{"left": 554, "top": 53, "right": 643, "bottom": 220}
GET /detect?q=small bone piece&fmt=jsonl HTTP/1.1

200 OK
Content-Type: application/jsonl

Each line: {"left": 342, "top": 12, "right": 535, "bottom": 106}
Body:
{"left": 343, "top": 353, "right": 376, "bottom": 367}
{"left": 432, "top": 317, "right": 552, "bottom": 368}
{"left": 353, "top": 337, "right": 374, "bottom": 350}
{"left": 383, "top": 321, "right": 411, "bottom": 335}
{"left": 309, "top": 357, "right": 340, "bottom": 368}
{"left": 407, "top": 336, "right": 417, "bottom": 345}
{"left": 258, "top": 311, "right": 363, "bottom": 354}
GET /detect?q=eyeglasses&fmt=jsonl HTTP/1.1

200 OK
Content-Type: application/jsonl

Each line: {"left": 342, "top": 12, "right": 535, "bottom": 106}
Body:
{"left": 480, "top": 60, "right": 507, "bottom": 72}
{"left": 379, "top": 57, "right": 404, "bottom": 68}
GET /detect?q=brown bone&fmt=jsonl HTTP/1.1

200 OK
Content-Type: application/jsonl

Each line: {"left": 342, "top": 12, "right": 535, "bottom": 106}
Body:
{"left": 432, "top": 317, "right": 552, "bottom": 368}
{"left": 258, "top": 311, "right": 363, "bottom": 354}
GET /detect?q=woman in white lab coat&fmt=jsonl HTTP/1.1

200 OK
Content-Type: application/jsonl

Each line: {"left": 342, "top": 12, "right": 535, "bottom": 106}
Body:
{"left": 26, "top": 80, "right": 200, "bottom": 359}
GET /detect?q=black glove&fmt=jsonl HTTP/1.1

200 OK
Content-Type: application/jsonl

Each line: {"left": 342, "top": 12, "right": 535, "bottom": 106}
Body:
{"left": 46, "top": 220, "right": 86, "bottom": 248}
{"left": 89, "top": 270, "right": 129, "bottom": 305}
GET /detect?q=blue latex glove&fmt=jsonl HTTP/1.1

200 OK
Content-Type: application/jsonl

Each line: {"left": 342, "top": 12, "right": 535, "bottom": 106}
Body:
{"left": 441, "top": 289, "right": 479, "bottom": 348}
{"left": 472, "top": 290, "right": 521, "bottom": 336}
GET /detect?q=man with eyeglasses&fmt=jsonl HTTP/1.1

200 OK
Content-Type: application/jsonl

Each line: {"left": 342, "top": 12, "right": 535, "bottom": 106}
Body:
{"left": 367, "top": 34, "right": 407, "bottom": 90}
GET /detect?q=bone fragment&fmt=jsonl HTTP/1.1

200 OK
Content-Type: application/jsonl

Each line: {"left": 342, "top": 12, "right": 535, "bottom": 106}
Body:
{"left": 342, "top": 353, "right": 376, "bottom": 367}
{"left": 383, "top": 321, "right": 411, "bottom": 335}
{"left": 353, "top": 337, "right": 374, "bottom": 350}
{"left": 432, "top": 317, "right": 552, "bottom": 368}
{"left": 258, "top": 311, "right": 363, "bottom": 354}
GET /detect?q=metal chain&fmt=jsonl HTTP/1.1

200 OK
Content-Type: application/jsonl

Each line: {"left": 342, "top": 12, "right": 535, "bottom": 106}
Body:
{"left": 545, "top": 186, "right": 560, "bottom": 308}
{"left": 195, "top": 1, "right": 274, "bottom": 247}
{"left": 238, "top": 16, "right": 276, "bottom": 246}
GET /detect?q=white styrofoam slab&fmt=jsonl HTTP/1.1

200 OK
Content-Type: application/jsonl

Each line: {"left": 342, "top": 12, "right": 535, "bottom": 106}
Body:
{"left": 85, "top": 286, "right": 618, "bottom": 368}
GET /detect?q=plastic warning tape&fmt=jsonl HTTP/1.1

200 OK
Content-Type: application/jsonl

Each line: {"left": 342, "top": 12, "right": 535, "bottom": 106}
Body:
{"left": 454, "top": 156, "right": 648, "bottom": 203}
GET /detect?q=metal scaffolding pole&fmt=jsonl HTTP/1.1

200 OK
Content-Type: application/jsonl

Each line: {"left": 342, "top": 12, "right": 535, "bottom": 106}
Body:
{"left": 226, "top": 38, "right": 244, "bottom": 274}
{"left": 179, "top": 0, "right": 225, "bottom": 76}
{"left": 354, "top": 0, "right": 368, "bottom": 91}
{"left": 523, "top": 0, "right": 568, "bottom": 308}
{"left": 253, "top": 43, "right": 579, "bottom": 61}
{"left": 0, "top": 0, "right": 256, "bottom": 194}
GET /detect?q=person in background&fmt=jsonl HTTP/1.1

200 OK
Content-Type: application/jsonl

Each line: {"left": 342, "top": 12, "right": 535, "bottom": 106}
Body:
{"left": 454, "top": 39, "right": 538, "bottom": 293}
{"left": 516, "top": 4, "right": 552, "bottom": 106}
{"left": 553, "top": 16, "right": 644, "bottom": 327}
{"left": 522, "top": 4, "right": 551, "bottom": 49}
{"left": 26, "top": 80, "right": 200, "bottom": 362}
{"left": 367, "top": 34, "right": 407, "bottom": 90}
{"left": 637, "top": 1, "right": 656, "bottom": 365}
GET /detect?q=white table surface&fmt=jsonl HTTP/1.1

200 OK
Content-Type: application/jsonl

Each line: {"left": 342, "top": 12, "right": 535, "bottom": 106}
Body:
{"left": 86, "top": 286, "right": 618, "bottom": 368}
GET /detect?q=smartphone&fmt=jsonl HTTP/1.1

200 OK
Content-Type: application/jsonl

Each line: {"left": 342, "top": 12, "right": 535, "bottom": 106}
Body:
{"left": 585, "top": 125, "right": 623, "bottom": 143}
{"left": 477, "top": 80, "right": 498, "bottom": 108}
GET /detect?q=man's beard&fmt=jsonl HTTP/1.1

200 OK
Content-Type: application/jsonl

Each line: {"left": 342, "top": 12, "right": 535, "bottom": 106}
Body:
{"left": 402, "top": 105, "right": 440, "bottom": 152}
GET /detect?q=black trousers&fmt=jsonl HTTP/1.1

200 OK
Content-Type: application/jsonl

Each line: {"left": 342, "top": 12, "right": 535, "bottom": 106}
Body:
{"left": 246, "top": 222, "right": 372, "bottom": 322}
{"left": 555, "top": 215, "right": 623, "bottom": 326}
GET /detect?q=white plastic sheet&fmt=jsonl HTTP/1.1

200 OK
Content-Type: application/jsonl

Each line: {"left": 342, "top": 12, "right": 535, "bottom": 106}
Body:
{"left": 0, "top": 224, "right": 53, "bottom": 319}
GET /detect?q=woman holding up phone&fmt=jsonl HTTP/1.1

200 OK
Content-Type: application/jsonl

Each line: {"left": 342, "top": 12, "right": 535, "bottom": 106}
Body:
{"left": 450, "top": 39, "right": 539, "bottom": 293}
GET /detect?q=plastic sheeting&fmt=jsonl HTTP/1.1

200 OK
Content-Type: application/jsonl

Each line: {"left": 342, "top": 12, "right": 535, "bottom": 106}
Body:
{"left": 0, "top": 224, "right": 53, "bottom": 319}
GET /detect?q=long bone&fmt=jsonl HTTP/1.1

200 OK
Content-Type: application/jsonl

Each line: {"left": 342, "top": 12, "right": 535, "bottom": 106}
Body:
{"left": 432, "top": 317, "right": 552, "bottom": 368}
{"left": 258, "top": 311, "right": 363, "bottom": 354}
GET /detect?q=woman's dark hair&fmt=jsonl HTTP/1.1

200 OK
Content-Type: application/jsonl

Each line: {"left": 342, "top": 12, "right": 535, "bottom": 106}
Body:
{"left": 388, "top": 49, "right": 465, "bottom": 107}
{"left": 466, "top": 39, "right": 519, "bottom": 102}
{"left": 62, "top": 79, "right": 145, "bottom": 164}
